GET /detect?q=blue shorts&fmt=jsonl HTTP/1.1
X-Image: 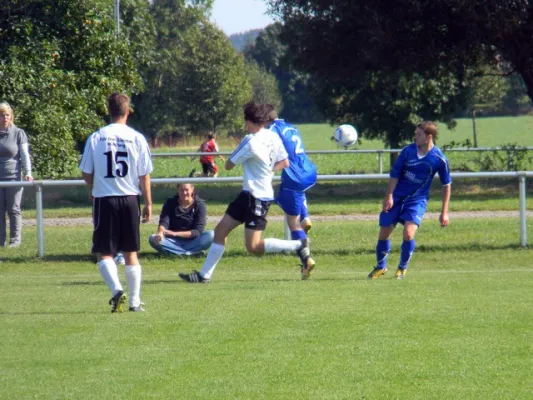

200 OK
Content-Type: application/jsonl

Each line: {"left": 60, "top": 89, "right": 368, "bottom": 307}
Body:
{"left": 277, "top": 186, "right": 307, "bottom": 217}
{"left": 379, "top": 198, "right": 427, "bottom": 227}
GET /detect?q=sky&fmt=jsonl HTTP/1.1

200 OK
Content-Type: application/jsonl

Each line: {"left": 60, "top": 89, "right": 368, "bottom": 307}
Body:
{"left": 211, "top": 0, "right": 276, "bottom": 36}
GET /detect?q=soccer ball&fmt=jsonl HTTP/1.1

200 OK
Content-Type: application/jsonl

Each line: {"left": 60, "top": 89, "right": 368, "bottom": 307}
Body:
{"left": 334, "top": 124, "right": 358, "bottom": 147}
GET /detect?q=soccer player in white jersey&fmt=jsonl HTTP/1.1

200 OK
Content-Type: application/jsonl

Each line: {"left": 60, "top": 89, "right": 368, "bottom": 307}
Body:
{"left": 368, "top": 121, "right": 451, "bottom": 280}
{"left": 80, "top": 93, "right": 153, "bottom": 312}
{"left": 179, "top": 102, "right": 313, "bottom": 283}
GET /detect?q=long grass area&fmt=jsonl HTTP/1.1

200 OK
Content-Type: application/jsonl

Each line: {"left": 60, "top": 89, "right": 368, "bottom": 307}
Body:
{"left": 22, "top": 115, "right": 533, "bottom": 219}
{"left": 148, "top": 116, "right": 533, "bottom": 177}
{"left": 1, "top": 219, "right": 533, "bottom": 399}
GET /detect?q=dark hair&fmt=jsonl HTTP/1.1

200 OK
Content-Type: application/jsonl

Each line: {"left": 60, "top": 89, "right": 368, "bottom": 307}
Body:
{"left": 417, "top": 121, "right": 438, "bottom": 139}
{"left": 207, "top": 132, "right": 216, "bottom": 140}
{"left": 243, "top": 101, "right": 276, "bottom": 125}
{"left": 108, "top": 93, "right": 130, "bottom": 119}
{"left": 266, "top": 104, "right": 278, "bottom": 124}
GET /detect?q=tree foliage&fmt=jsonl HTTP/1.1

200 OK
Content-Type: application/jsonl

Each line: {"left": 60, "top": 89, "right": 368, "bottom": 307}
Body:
{"left": 0, "top": 0, "right": 150, "bottom": 178}
{"left": 175, "top": 23, "right": 252, "bottom": 134}
{"left": 267, "top": 0, "right": 533, "bottom": 146}
{"left": 229, "top": 29, "right": 262, "bottom": 52}
{"left": 245, "top": 60, "right": 282, "bottom": 112}
{"left": 244, "top": 23, "right": 323, "bottom": 123}
{"left": 131, "top": 0, "right": 252, "bottom": 139}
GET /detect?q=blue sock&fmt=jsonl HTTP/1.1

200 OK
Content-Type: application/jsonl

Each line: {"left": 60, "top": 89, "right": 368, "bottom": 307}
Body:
{"left": 376, "top": 239, "right": 391, "bottom": 269}
{"left": 399, "top": 240, "right": 415, "bottom": 270}
{"left": 291, "top": 230, "right": 307, "bottom": 241}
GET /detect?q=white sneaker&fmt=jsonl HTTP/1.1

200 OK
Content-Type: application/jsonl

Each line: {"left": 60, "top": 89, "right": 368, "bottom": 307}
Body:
{"left": 114, "top": 253, "right": 126, "bottom": 266}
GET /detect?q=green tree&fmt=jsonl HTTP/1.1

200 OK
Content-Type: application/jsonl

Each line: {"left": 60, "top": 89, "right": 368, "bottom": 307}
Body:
{"left": 129, "top": 1, "right": 203, "bottom": 142}
{"left": 132, "top": 1, "right": 252, "bottom": 141}
{"left": 269, "top": 1, "right": 533, "bottom": 103}
{"left": 0, "top": 0, "right": 149, "bottom": 178}
{"left": 266, "top": 1, "right": 472, "bottom": 153}
{"left": 244, "top": 23, "right": 323, "bottom": 122}
{"left": 176, "top": 23, "right": 252, "bottom": 134}
{"left": 245, "top": 60, "right": 282, "bottom": 112}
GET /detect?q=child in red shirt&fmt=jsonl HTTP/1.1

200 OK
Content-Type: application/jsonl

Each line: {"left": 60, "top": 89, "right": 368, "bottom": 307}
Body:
{"left": 189, "top": 132, "right": 225, "bottom": 177}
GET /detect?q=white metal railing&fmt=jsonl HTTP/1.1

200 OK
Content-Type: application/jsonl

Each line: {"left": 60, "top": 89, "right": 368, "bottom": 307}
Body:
{"left": 1, "top": 171, "right": 532, "bottom": 257}
{"left": 153, "top": 147, "right": 533, "bottom": 174}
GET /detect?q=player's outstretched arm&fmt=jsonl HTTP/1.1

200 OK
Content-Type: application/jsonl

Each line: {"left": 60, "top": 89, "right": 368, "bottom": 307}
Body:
{"left": 382, "top": 178, "right": 398, "bottom": 212}
{"left": 439, "top": 184, "right": 451, "bottom": 227}
{"left": 139, "top": 174, "right": 152, "bottom": 223}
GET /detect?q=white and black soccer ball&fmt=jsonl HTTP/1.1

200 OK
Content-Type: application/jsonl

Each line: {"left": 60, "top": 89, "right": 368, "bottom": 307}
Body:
{"left": 334, "top": 124, "right": 358, "bottom": 147}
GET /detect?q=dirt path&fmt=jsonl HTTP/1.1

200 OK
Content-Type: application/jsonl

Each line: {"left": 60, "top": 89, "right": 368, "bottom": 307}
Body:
{"left": 21, "top": 210, "right": 533, "bottom": 227}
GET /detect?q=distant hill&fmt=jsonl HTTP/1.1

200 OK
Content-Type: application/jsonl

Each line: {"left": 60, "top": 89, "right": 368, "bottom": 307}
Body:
{"left": 229, "top": 29, "right": 262, "bottom": 52}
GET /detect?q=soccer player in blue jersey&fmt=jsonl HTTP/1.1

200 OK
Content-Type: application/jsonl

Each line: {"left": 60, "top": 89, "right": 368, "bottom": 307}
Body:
{"left": 368, "top": 121, "right": 451, "bottom": 280}
{"left": 266, "top": 109, "right": 318, "bottom": 279}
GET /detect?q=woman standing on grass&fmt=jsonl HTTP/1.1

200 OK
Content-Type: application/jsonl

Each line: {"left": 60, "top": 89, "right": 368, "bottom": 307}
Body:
{"left": 0, "top": 102, "right": 33, "bottom": 248}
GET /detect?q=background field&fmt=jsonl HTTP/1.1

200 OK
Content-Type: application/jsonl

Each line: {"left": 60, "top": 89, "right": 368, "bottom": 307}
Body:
{"left": 17, "top": 115, "right": 533, "bottom": 220}
{"left": 1, "top": 218, "right": 533, "bottom": 399}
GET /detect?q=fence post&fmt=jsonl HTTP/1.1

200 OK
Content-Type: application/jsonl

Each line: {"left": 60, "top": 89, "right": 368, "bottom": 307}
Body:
{"left": 35, "top": 183, "right": 45, "bottom": 257}
{"left": 284, "top": 215, "right": 290, "bottom": 240}
{"left": 378, "top": 151, "right": 383, "bottom": 174}
{"left": 519, "top": 175, "right": 527, "bottom": 247}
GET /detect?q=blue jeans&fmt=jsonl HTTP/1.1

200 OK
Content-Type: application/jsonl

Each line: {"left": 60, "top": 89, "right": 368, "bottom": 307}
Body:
{"left": 148, "top": 231, "right": 214, "bottom": 256}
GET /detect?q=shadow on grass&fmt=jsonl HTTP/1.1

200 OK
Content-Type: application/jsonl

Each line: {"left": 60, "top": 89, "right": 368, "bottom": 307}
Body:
{"left": 2, "top": 242, "right": 528, "bottom": 265}
{"left": 0, "top": 310, "right": 106, "bottom": 316}
{"left": 61, "top": 279, "right": 183, "bottom": 286}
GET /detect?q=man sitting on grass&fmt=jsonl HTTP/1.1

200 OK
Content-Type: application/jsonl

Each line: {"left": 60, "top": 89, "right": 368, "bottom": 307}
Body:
{"left": 149, "top": 183, "right": 214, "bottom": 256}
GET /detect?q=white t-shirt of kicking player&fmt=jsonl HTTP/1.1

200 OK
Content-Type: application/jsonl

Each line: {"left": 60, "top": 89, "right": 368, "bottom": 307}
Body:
{"left": 229, "top": 127, "right": 288, "bottom": 201}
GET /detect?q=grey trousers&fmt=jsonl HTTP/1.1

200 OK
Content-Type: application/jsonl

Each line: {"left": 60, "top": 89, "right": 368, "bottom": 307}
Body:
{"left": 0, "top": 185, "right": 23, "bottom": 246}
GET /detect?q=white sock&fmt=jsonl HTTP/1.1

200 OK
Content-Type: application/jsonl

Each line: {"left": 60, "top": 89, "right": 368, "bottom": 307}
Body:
{"left": 98, "top": 258, "right": 123, "bottom": 295}
{"left": 263, "top": 238, "right": 302, "bottom": 253}
{"left": 200, "top": 243, "right": 225, "bottom": 279}
{"left": 125, "top": 264, "right": 142, "bottom": 308}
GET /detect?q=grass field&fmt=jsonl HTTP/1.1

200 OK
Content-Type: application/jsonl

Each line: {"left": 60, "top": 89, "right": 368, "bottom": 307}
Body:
{"left": 1, "top": 218, "right": 533, "bottom": 399}
{"left": 2, "top": 116, "right": 532, "bottom": 398}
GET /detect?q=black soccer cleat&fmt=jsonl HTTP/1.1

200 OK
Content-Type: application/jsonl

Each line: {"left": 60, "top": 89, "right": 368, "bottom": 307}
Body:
{"left": 296, "top": 238, "right": 311, "bottom": 266}
{"left": 178, "top": 270, "right": 210, "bottom": 283}
{"left": 109, "top": 290, "right": 127, "bottom": 313}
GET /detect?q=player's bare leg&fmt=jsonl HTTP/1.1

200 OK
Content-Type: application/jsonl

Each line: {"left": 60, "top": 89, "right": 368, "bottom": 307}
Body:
{"left": 300, "top": 218, "right": 312, "bottom": 234}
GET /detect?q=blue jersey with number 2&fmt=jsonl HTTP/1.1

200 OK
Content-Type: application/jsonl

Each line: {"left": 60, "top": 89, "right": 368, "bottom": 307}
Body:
{"left": 268, "top": 119, "right": 317, "bottom": 192}
{"left": 391, "top": 143, "right": 451, "bottom": 201}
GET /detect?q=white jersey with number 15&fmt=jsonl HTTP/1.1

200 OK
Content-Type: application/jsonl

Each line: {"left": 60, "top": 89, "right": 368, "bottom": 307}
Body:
{"left": 79, "top": 123, "right": 153, "bottom": 198}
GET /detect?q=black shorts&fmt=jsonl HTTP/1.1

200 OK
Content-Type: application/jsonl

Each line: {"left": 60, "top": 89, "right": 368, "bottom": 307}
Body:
{"left": 201, "top": 162, "right": 218, "bottom": 175}
{"left": 92, "top": 195, "right": 141, "bottom": 254}
{"left": 225, "top": 191, "right": 271, "bottom": 231}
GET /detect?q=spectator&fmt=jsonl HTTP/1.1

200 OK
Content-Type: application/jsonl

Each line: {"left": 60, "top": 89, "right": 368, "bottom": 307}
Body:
{"left": 149, "top": 183, "right": 214, "bottom": 256}
{"left": 0, "top": 102, "right": 33, "bottom": 248}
